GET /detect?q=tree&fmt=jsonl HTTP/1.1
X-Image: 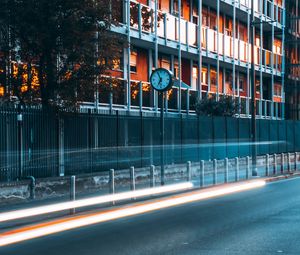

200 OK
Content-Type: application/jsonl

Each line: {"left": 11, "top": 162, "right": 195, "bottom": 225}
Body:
{"left": 0, "top": 0, "right": 125, "bottom": 109}
{"left": 195, "top": 95, "right": 240, "bottom": 117}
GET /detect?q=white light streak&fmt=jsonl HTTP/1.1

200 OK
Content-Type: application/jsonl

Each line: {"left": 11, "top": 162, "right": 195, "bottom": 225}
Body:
{"left": 0, "top": 182, "right": 193, "bottom": 223}
{"left": 0, "top": 180, "right": 265, "bottom": 247}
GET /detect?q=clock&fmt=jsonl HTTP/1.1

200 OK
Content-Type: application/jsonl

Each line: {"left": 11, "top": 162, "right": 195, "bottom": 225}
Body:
{"left": 150, "top": 68, "right": 173, "bottom": 92}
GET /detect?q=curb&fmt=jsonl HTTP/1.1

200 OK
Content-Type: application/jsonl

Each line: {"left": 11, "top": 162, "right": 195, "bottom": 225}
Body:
{"left": 265, "top": 172, "right": 300, "bottom": 183}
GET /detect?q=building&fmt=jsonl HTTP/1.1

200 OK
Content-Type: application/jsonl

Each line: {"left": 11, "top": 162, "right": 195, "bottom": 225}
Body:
{"left": 0, "top": 0, "right": 298, "bottom": 120}
{"left": 100, "top": 0, "right": 288, "bottom": 119}
{"left": 285, "top": 0, "right": 300, "bottom": 120}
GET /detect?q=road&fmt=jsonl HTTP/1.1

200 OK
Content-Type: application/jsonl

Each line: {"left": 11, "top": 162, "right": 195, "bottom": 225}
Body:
{"left": 2, "top": 177, "right": 300, "bottom": 255}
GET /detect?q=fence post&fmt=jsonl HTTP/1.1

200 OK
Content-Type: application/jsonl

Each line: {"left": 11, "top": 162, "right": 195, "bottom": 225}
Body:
{"left": 235, "top": 157, "right": 239, "bottom": 182}
{"left": 150, "top": 165, "right": 155, "bottom": 188}
{"left": 58, "top": 118, "right": 65, "bottom": 177}
{"left": 200, "top": 160, "right": 204, "bottom": 187}
{"left": 246, "top": 156, "right": 250, "bottom": 179}
{"left": 17, "top": 111, "right": 24, "bottom": 180}
{"left": 265, "top": 154, "right": 270, "bottom": 176}
{"left": 224, "top": 158, "right": 229, "bottom": 183}
{"left": 213, "top": 159, "right": 217, "bottom": 185}
{"left": 109, "top": 169, "right": 115, "bottom": 205}
{"left": 281, "top": 153, "right": 284, "bottom": 173}
{"left": 130, "top": 166, "right": 135, "bottom": 192}
{"left": 187, "top": 161, "right": 192, "bottom": 182}
{"left": 70, "top": 175, "right": 76, "bottom": 215}
{"left": 288, "top": 153, "right": 291, "bottom": 173}
{"left": 273, "top": 154, "right": 277, "bottom": 175}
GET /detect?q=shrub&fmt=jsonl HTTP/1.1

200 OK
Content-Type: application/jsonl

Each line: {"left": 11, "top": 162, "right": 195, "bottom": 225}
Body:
{"left": 195, "top": 95, "right": 240, "bottom": 117}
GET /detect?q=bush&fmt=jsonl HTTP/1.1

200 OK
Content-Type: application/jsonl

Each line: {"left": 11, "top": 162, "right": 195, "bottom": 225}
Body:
{"left": 195, "top": 95, "right": 240, "bottom": 117}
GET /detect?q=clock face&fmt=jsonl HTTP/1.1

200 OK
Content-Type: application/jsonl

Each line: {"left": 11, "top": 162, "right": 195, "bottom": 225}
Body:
{"left": 150, "top": 68, "right": 173, "bottom": 92}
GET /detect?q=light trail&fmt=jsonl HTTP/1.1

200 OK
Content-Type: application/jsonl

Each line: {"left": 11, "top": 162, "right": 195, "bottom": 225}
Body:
{"left": 0, "top": 180, "right": 265, "bottom": 247}
{"left": 0, "top": 182, "right": 193, "bottom": 223}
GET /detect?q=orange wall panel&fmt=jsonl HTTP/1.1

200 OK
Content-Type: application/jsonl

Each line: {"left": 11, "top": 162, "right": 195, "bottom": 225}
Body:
{"left": 131, "top": 48, "right": 148, "bottom": 82}
{"left": 136, "top": 0, "right": 148, "bottom": 5}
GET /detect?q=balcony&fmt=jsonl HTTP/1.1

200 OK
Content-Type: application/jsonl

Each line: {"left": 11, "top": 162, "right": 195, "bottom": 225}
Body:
{"left": 230, "top": 0, "right": 284, "bottom": 26}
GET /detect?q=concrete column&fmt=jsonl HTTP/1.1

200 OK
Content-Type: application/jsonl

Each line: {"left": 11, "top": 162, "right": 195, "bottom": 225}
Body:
{"left": 130, "top": 166, "right": 135, "bottom": 191}
{"left": 235, "top": 157, "right": 239, "bottom": 182}
{"left": 246, "top": 156, "right": 250, "bottom": 179}
{"left": 187, "top": 161, "right": 192, "bottom": 182}
{"left": 150, "top": 165, "right": 155, "bottom": 187}
{"left": 213, "top": 159, "right": 217, "bottom": 185}
{"left": 200, "top": 160, "right": 205, "bottom": 187}
{"left": 224, "top": 158, "right": 229, "bottom": 183}
{"left": 273, "top": 154, "right": 277, "bottom": 175}
{"left": 70, "top": 176, "right": 76, "bottom": 215}
{"left": 266, "top": 154, "right": 270, "bottom": 176}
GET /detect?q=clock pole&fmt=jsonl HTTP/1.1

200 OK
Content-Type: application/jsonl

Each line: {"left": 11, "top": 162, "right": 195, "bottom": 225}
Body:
{"left": 160, "top": 91, "right": 165, "bottom": 186}
{"left": 149, "top": 68, "right": 173, "bottom": 186}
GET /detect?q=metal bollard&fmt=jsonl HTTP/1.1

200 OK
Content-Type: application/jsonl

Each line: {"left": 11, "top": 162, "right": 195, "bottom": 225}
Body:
{"left": 109, "top": 169, "right": 115, "bottom": 194}
{"left": 265, "top": 154, "right": 270, "bottom": 177}
{"left": 187, "top": 161, "right": 192, "bottom": 182}
{"left": 281, "top": 153, "right": 284, "bottom": 173}
{"left": 246, "top": 156, "right": 250, "bottom": 179}
{"left": 288, "top": 153, "right": 291, "bottom": 173}
{"left": 213, "top": 159, "right": 217, "bottom": 185}
{"left": 27, "top": 176, "right": 36, "bottom": 200}
{"left": 235, "top": 157, "right": 239, "bottom": 182}
{"left": 70, "top": 175, "right": 76, "bottom": 215}
{"left": 200, "top": 160, "right": 204, "bottom": 187}
{"left": 224, "top": 158, "right": 229, "bottom": 183}
{"left": 130, "top": 166, "right": 135, "bottom": 191}
{"left": 150, "top": 165, "right": 155, "bottom": 188}
{"left": 273, "top": 154, "right": 277, "bottom": 175}
{"left": 109, "top": 169, "right": 115, "bottom": 206}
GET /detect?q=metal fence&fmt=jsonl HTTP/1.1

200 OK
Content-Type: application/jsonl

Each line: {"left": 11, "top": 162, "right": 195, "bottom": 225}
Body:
{"left": 1, "top": 106, "right": 300, "bottom": 182}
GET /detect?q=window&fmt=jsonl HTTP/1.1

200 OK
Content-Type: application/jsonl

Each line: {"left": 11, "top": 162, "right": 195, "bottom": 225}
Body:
{"left": 274, "top": 84, "right": 282, "bottom": 96}
{"left": 130, "top": 49, "right": 137, "bottom": 72}
{"left": 225, "top": 71, "right": 233, "bottom": 87}
{"left": 173, "top": 0, "right": 183, "bottom": 16}
{"left": 239, "top": 77, "right": 245, "bottom": 91}
{"left": 255, "top": 79, "right": 260, "bottom": 93}
{"left": 210, "top": 68, "right": 217, "bottom": 86}
{"left": 174, "top": 60, "right": 179, "bottom": 79}
{"left": 225, "top": 17, "right": 232, "bottom": 36}
{"left": 210, "top": 13, "right": 217, "bottom": 30}
{"left": 159, "top": 56, "right": 171, "bottom": 70}
{"left": 192, "top": 66, "right": 198, "bottom": 90}
{"left": 202, "top": 9, "right": 208, "bottom": 27}
{"left": 201, "top": 67, "right": 208, "bottom": 85}
{"left": 239, "top": 26, "right": 246, "bottom": 41}
{"left": 273, "top": 40, "right": 282, "bottom": 54}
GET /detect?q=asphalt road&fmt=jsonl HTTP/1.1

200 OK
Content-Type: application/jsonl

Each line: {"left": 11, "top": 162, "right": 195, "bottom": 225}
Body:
{"left": 2, "top": 177, "right": 300, "bottom": 255}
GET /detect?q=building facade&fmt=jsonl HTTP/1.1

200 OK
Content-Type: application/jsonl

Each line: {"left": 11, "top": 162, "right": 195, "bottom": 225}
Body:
{"left": 0, "top": 0, "right": 298, "bottom": 120}
{"left": 285, "top": 0, "right": 300, "bottom": 120}
{"left": 99, "top": 0, "right": 288, "bottom": 119}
